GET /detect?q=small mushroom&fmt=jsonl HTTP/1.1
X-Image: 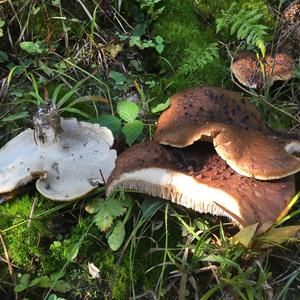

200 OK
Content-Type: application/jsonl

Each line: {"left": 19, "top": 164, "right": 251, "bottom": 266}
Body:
{"left": 283, "top": 0, "right": 300, "bottom": 23}
{"left": 0, "top": 102, "right": 117, "bottom": 201}
{"left": 231, "top": 50, "right": 294, "bottom": 89}
{"left": 106, "top": 141, "right": 296, "bottom": 227}
{"left": 154, "top": 86, "right": 300, "bottom": 180}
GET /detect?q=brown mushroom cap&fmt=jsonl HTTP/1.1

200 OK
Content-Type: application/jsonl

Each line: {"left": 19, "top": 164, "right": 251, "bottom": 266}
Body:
{"left": 154, "top": 86, "right": 300, "bottom": 180}
{"left": 283, "top": 0, "right": 300, "bottom": 23}
{"left": 231, "top": 50, "right": 294, "bottom": 88}
{"left": 154, "top": 86, "right": 269, "bottom": 145}
{"left": 106, "top": 141, "right": 295, "bottom": 227}
{"left": 231, "top": 51, "right": 263, "bottom": 89}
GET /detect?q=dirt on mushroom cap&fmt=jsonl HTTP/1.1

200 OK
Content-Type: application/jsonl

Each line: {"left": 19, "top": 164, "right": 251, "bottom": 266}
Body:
{"left": 0, "top": 118, "right": 117, "bottom": 201}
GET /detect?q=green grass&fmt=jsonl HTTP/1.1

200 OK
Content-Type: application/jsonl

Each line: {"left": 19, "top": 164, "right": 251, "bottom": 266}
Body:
{"left": 0, "top": 0, "right": 299, "bottom": 299}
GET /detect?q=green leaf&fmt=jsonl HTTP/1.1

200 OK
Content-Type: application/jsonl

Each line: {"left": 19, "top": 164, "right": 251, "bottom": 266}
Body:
{"left": 2, "top": 111, "right": 28, "bottom": 122}
{"left": 97, "top": 115, "right": 122, "bottom": 136}
{"left": 151, "top": 98, "right": 171, "bottom": 113}
{"left": 117, "top": 101, "right": 139, "bottom": 122}
{"left": 155, "top": 35, "right": 164, "bottom": 44}
{"left": 47, "top": 294, "right": 66, "bottom": 300}
{"left": 108, "top": 221, "right": 126, "bottom": 251}
{"left": 50, "top": 271, "right": 65, "bottom": 282}
{"left": 0, "top": 50, "right": 8, "bottom": 62}
{"left": 30, "top": 275, "right": 51, "bottom": 288}
{"left": 155, "top": 43, "right": 164, "bottom": 54}
{"left": 52, "top": 280, "right": 72, "bottom": 293}
{"left": 109, "top": 71, "right": 127, "bottom": 85}
{"left": 122, "top": 120, "right": 144, "bottom": 145}
{"left": 15, "top": 274, "right": 30, "bottom": 292}
{"left": 20, "top": 41, "right": 46, "bottom": 54}
{"left": 88, "top": 198, "right": 127, "bottom": 231}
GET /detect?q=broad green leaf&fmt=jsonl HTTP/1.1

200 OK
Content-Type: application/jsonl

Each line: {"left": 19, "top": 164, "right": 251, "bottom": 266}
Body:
{"left": 151, "top": 98, "right": 171, "bottom": 113}
{"left": 231, "top": 223, "right": 259, "bottom": 248}
{"left": 155, "top": 43, "right": 164, "bottom": 54}
{"left": 155, "top": 35, "right": 164, "bottom": 44}
{"left": 52, "top": 280, "right": 72, "bottom": 293}
{"left": 29, "top": 275, "right": 51, "bottom": 288}
{"left": 0, "top": 50, "right": 8, "bottom": 62}
{"left": 50, "top": 271, "right": 65, "bottom": 282}
{"left": 122, "top": 120, "right": 144, "bottom": 145}
{"left": 47, "top": 294, "right": 66, "bottom": 300}
{"left": 97, "top": 115, "right": 122, "bottom": 136}
{"left": 109, "top": 71, "right": 127, "bottom": 85}
{"left": 108, "top": 221, "right": 126, "bottom": 251}
{"left": 65, "top": 244, "right": 79, "bottom": 261}
{"left": 117, "top": 101, "right": 139, "bottom": 122}
{"left": 14, "top": 274, "right": 30, "bottom": 292}
{"left": 20, "top": 41, "right": 46, "bottom": 54}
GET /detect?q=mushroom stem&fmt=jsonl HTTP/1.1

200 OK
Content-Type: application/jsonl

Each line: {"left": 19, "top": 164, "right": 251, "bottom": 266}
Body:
{"left": 33, "top": 101, "right": 61, "bottom": 146}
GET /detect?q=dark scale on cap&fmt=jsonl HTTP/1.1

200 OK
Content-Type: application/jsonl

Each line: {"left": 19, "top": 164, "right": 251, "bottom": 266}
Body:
{"left": 154, "top": 86, "right": 271, "bottom": 147}
{"left": 106, "top": 141, "right": 296, "bottom": 227}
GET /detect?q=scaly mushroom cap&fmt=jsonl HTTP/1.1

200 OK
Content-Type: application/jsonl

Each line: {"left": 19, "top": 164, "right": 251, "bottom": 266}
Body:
{"left": 0, "top": 118, "right": 117, "bottom": 201}
{"left": 106, "top": 141, "right": 295, "bottom": 227}
{"left": 231, "top": 51, "right": 263, "bottom": 88}
{"left": 265, "top": 53, "right": 294, "bottom": 82}
{"left": 154, "top": 86, "right": 300, "bottom": 180}
{"left": 154, "top": 86, "right": 269, "bottom": 145}
{"left": 231, "top": 50, "right": 294, "bottom": 88}
{"left": 283, "top": 0, "right": 300, "bottom": 23}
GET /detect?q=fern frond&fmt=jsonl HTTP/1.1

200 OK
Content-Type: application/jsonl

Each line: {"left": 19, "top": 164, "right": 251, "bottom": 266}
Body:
{"left": 216, "top": 4, "right": 270, "bottom": 56}
{"left": 180, "top": 42, "right": 219, "bottom": 74}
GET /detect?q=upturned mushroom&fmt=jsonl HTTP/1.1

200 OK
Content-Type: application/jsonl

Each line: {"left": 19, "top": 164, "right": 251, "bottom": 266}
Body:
{"left": 231, "top": 50, "right": 294, "bottom": 89}
{"left": 106, "top": 141, "right": 296, "bottom": 227}
{"left": 154, "top": 86, "right": 300, "bottom": 180}
{"left": 0, "top": 102, "right": 117, "bottom": 201}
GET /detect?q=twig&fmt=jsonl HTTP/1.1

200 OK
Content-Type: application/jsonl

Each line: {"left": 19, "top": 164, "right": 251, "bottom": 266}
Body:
{"left": 0, "top": 232, "right": 18, "bottom": 300}
{"left": 28, "top": 197, "right": 38, "bottom": 228}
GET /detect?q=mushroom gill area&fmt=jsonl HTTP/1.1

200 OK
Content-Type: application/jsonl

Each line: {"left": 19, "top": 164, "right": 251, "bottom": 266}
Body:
{"left": 106, "top": 141, "right": 295, "bottom": 227}
{"left": 0, "top": 103, "right": 117, "bottom": 201}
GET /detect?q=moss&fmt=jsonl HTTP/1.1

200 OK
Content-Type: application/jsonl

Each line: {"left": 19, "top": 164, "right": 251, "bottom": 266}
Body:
{"left": 151, "top": 0, "right": 275, "bottom": 101}
{"left": 152, "top": 0, "right": 228, "bottom": 99}
{"left": 0, "top": 195, "right": 55, "bottom": 270}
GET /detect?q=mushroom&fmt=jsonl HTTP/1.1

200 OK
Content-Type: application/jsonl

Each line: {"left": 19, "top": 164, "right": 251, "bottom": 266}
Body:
{"left": 0, "top": 102, "right": 117, "bottom": 201}
{"left": 154, "top": 86, "right": 300, "bottom": 180}
{"left": 106, "top": 141, "right": 296, "bottom": 227}
{"left": 231, "top": 50, "right": 294, "bottom": 89}
{"left": 283, "top": 0, "right": 300, "bottom": 23}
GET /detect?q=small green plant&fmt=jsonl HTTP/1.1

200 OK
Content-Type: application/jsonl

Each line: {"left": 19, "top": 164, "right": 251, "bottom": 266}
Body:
{"left": 98, "top": 99, "right": 145, "bottom": 145}
{"left": 216, "top": 3, "right": 270, "bottom": 56}
{"left": 86, "top": 193, "right": 133, "bottom": 251}
{"left": 15, "top": 271, "right": 72, "bottom": 294}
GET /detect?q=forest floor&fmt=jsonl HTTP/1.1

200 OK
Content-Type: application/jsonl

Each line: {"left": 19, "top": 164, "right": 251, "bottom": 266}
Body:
{"left": 0, "top": 0, "right": 300, "bottom": 299}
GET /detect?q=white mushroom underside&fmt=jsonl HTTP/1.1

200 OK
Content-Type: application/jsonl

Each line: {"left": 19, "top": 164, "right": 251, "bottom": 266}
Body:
{"left": 107, "top": 167, "right": 242, "bottom": 226}
{"left": 0, "top": 118, "right": 117, "bottom": 200}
